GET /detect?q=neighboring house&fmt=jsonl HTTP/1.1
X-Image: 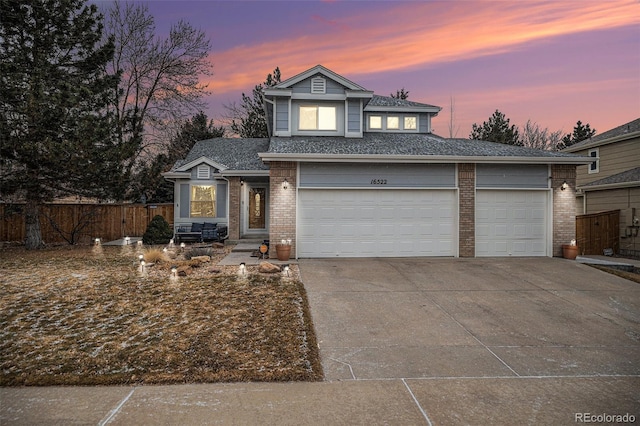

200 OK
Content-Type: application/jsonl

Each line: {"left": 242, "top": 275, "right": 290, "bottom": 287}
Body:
{"left": 563, "top": 118, "right": 640, "bottom": 257}
{"left": 164, "top": 65, "right": 591, "bottom": 258}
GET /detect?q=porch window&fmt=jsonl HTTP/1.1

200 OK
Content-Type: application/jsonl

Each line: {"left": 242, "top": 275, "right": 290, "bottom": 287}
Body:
{"left": 299, "top": 106, "right": 336, "bottom": 130}
{"left": 190, "top": 185, "right": 216, "bottom": 217}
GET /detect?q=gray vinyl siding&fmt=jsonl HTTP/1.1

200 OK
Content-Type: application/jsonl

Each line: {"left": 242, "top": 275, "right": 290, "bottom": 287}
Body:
{"left": 299, "top": 163, "right": 455, "bottom": 188}
{"left": 476, "top": 164, "right": 548, "bottom": 188}
{"left": 418, "top": 113, "right": 429, "bottom": 133}
{"left": 347, "top": 99, "right": 361, "bottom": 133}
{"left": 291, "top": 75, "right": 346, "bottom": 95}
{"left": 216, "top": 182, "right": 227, "bottom": 218}
{"left": 179, "top": 184, "right": 190, "bottom": 218}
{"left": 275, "top": 98, "right": 289, "bottom": 132}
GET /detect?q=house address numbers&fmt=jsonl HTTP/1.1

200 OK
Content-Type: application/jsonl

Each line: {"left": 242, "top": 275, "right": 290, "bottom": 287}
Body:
{"left": 370, "top": 179, "right": 387, "bottom": 185}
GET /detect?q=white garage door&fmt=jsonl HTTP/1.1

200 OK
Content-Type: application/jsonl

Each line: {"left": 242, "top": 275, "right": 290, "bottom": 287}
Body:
{"left": 298, "top": 189, "right": 456, "bottom": 257}
{"left": 476, "top": 190, "right": 548, "bottom": 256}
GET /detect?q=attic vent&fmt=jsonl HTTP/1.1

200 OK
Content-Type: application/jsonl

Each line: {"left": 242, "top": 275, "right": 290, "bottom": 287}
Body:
{"left": 197, "top": 165, "right": 210, "bottom": 179}
{"left": 311, "top": 76, "right": 326, "bottom": 94}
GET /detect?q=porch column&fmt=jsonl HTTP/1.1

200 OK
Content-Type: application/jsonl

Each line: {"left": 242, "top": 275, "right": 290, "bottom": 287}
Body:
{"left": 227, "top": 176, "right": 241, "bottom": 241}
{"left": 269, "top": 161, "right": 297, "bottom": 257}
{"left": 458, "top": 163, "right": 475, "bottom": 257}
{"left": 551, "top": 164, "right": 577, "bottom": 257}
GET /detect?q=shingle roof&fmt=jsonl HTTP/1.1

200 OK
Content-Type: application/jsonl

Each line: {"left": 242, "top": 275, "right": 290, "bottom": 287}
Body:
{"left": 172, "top": 138, "right": 270, "bottom": 171}
{"left": 581, "top": 166, "right": 640, "bottom": 188}
{"left": 267, "top": 133, "right": 587, "bottom": 160}
{"left": 564, "top": 118, "right": 640, "bottom": 151}
{"left": 366, "top": 94, "right": 439, "bottom": 109}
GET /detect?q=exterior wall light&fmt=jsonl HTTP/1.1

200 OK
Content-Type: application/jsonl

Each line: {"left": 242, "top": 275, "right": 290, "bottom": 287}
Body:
{"left": 561, "top": 181, "right": 568, "bottom": 191}
{"left": 283, "top": 178, "right": 289, "bottom": 190}
{"left": 240, "top": 178, "right": 244, "bottom": 186}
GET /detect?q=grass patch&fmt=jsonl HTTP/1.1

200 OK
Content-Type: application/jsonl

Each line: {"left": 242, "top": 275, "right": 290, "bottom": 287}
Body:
{"left": 0, "top": 246, "right": 322, "bottom": 386}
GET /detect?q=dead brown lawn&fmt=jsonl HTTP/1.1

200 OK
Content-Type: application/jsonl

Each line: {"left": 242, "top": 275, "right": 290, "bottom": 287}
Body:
{"left": 0, "top": 244, "right": 322, "bottom": 386}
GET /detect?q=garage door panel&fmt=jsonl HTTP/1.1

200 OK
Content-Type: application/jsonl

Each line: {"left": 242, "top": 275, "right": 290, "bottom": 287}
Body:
{"left": 476, "top": 190, "right": 548, "bottom": 257}
{"left": 298, "top": 189, "right": 456, "bottom": 257}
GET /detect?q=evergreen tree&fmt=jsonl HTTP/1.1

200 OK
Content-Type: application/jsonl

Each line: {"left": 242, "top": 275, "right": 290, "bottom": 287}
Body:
{"left": 134, "top": 112, "right": 225, "bottom": 203}
{"left": 557, "top": 121, "right": 596, "bottom": 150}
{"left": 469, "top": 110, "right": 521, "bottom": 145}
{"left": 226, "top": 68, "right": 281, "bottom": 138}
{"left": 0, "top": 0, "right": 121, "bottom": 249}
{"left": 390, "top": 88, "right": 410, "bottom": 100}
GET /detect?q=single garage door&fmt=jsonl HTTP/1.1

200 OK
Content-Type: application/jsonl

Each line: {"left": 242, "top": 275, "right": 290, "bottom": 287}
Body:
{"left": 476, "top": 190, "right": 548, "bottom": 256}
{"left": 298, "top": 189, "right": 456, "bottom": 257}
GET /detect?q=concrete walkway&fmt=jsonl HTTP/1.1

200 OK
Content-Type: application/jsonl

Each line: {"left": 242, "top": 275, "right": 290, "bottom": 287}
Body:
{"left": 2, "top": 257, "right": 639, "bottom": 425}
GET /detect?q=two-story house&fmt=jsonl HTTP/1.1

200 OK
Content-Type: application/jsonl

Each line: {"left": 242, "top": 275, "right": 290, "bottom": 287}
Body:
{"left": 563, "top": 118, "right": 640, "bottom": 257}
{"left": 164, "top": 65, "right": 590, "bottom": 259}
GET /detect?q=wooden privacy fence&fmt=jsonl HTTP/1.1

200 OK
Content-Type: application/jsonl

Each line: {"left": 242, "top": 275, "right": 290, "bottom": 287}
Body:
{"left": 0, "top": 203, "right": 174, "bottom": 245}
{"left": 575, "top": 209, "right": 619, "bottom": 255}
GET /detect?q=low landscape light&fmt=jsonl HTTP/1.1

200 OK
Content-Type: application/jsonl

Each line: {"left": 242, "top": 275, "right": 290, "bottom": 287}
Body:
{"left": 239, "top": 262, "right": 246, "bottom": 276}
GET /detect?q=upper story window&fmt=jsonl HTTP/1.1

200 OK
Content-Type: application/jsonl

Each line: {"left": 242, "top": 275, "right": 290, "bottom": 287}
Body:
{"left": 588, "top": 148, "right": 599, "bottom": 174}
{"left": 311, "top": 76, "right": 326, "bottom": 94}
{"left": 299, "top": 106, "right": 336, "bottom": 130}
{"left": 404, "top": 116, "right": 417, "bottom": 130}
{"left": 369, "top": 116, "right": 382, "bottom": 129}
{"left": 386, "top": 116, "right": 399, "bottom": 129}
{"left": 197, "top": 165, "right": 210, "bottom": 179}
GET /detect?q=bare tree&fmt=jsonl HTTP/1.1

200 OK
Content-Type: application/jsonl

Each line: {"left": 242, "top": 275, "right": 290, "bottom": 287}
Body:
{"left": 520, "top": 120, "right": 563, "bottom": 150}
{"left": 448, "top": 95, "right": 460, "bottom": 138}
{"left": 105, "top": 1, "right": 212, "bottom": 196}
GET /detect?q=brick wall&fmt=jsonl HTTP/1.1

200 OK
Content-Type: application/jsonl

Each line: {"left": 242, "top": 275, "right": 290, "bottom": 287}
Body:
{"left": 458, "top": 163, "right": 475, "bottom": 257}
{"left": 227, "top": 176, "right": 241, "bottom": 240}
{"left": 551, "top": 164, "right": 577, "bottom": 257}
{"left": 269, "top": 161, "right": 297, "bottom": 257}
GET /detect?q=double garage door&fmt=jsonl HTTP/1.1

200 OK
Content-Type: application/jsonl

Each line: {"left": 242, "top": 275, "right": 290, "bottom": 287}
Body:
{"left": 296, "top": 163, "right": 550, "bottom": 258}
{"left": 298, "top": 189, "right": 456, "bottom": 257}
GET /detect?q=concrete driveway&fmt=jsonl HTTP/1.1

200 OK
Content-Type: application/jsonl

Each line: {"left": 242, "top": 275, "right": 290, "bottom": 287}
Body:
{"left": 300, "top": 257, "right": 640, "bottom": 423}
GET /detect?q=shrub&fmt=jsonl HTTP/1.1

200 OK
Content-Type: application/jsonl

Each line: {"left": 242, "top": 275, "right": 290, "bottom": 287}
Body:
{"left": 142, "top": 215, "right": 173, "bottom": 245}
{"left": 144, "top": 248, "right": 169, "bottom": 264}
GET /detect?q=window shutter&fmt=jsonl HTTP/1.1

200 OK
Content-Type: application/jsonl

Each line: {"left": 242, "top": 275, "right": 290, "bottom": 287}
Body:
{"left": 197, "top": 165, "right": 210, "bottom": 179}
{"left": 311, "top": 77, "right": 326, "bottom": 94}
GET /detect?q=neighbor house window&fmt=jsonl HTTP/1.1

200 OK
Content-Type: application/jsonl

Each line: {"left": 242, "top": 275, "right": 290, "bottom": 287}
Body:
{"left": 191, "top": 185, "right": 216, "bottom": 217}
{"left": 299, "top": 106, "right": 336, "bottom": 130}
{"left": 369, "top": 115, "right": 382, "bottom": 129}
{"left": 588, "top": 148, "right": 599, "bottom": 174}
{"left": 404, "top": 116, "right": 417, "bottom": 130}
{"left": 387, "top": 116, "right": 399, "bottom": 129}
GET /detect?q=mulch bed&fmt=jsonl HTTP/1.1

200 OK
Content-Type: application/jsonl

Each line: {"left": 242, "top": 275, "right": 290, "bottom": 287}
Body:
{"left": 0, "top": 244, "right": 323, "bottom": 386}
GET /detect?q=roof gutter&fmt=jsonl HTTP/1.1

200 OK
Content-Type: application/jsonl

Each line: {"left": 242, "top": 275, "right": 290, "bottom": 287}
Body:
{"left": 258, "top": 152, "right": 594, "bottom": 165}
{"left": 579, "top": 180, "right": 640, "bottom": 192}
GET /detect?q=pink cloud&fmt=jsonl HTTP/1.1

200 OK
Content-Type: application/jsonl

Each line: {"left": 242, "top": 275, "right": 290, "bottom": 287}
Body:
{"left": 203, "top": 0, "right": 639, "bottom": 95}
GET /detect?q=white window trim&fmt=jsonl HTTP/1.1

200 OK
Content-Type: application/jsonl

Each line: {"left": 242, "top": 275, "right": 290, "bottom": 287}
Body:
{"left": 588, "top": 148, "right": 599, "bottom": 174}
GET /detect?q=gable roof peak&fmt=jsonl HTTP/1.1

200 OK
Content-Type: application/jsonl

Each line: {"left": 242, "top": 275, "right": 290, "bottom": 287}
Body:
{"left": 275, "top": 64, "right": 369, "bottom": 92}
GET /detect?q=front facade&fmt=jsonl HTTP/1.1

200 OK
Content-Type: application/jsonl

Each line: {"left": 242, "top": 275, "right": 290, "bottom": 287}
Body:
{"left": 165, "top": 65, "right": 590, "bottom": 258}
{"left": 563, "top": 118, "right": 640, "bottom": 256}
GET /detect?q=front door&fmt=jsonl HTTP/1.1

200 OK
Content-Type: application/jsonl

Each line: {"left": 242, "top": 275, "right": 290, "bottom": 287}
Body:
{"left": 247, "top": 186, "right": 266, "bottom": 230}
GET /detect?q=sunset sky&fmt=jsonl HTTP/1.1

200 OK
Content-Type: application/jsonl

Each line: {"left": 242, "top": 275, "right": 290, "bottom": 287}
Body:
{"left": 98, "top": 0, "right": 640, "bottom": 138}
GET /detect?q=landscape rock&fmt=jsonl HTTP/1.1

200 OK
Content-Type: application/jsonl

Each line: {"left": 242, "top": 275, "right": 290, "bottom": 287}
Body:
{"left": 177, "top": 265, "right": 192, "bottom": 276}
{"left": 191, "top": 255, "right": 211, "bottom": 263}
{"left": 213, "top": 242, "right": 225, "bottom": 249}
{"left": 258, "top": 261, "right": 281, "bottom": 274}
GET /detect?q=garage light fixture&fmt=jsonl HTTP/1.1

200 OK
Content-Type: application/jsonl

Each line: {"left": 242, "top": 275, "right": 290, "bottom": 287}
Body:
{"left": 561, "top": 181, "right": 568, "bottom": 191}
{"left": 283, "top": 178, "right": 289, "bottom": 190}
